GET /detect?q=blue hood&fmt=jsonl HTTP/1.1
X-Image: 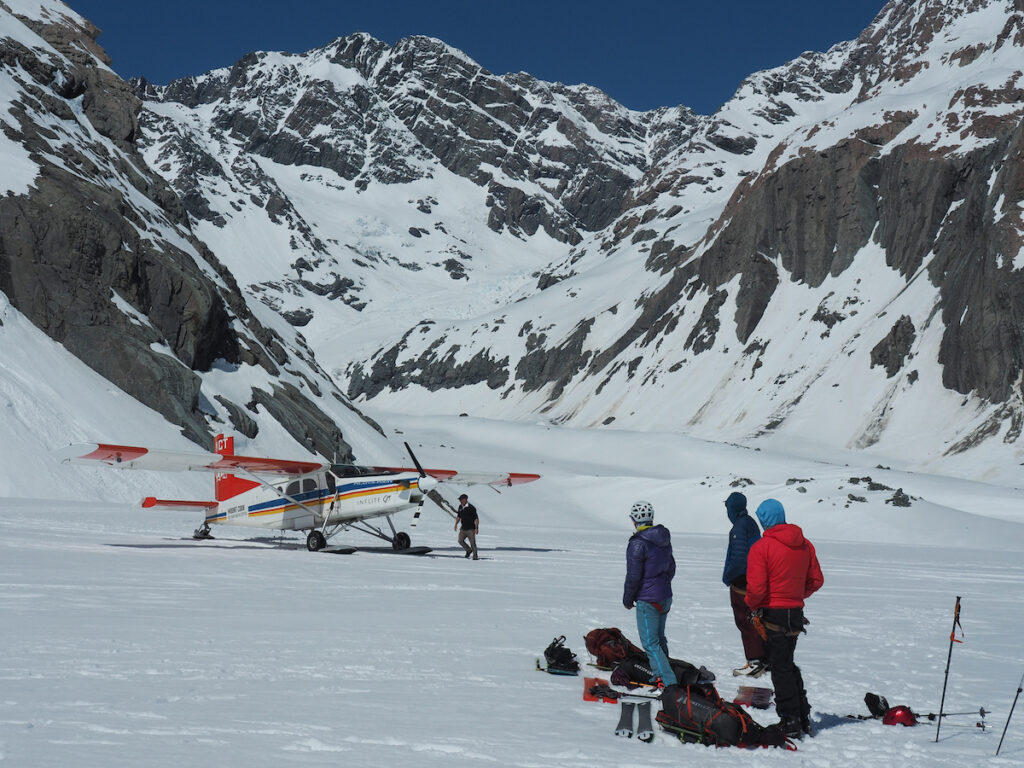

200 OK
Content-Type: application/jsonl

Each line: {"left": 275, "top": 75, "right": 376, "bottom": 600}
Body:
{"left": 725, "top": 492, "right": 748, "bottom": 524}
{"left": 755, "top": 498, "right": 786, "bottom": 530}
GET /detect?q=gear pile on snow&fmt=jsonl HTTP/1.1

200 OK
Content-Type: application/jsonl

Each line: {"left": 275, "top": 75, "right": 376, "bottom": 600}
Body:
{"left": 578, "top": 626, "right": 790, "bottom": 749}
{"left": 849, "top": 692, "right": 988, "bottom": 731}
{"left": 865, "top": 692, "right": 921, "bottom": 726}
{"left": 584, "top": 626, "right": 714, "bottom": 688}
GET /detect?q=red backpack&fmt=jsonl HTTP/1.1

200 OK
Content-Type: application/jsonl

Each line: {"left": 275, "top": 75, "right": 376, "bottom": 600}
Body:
{"left": 583, "top": 627, "right": 647, "bottom": 668}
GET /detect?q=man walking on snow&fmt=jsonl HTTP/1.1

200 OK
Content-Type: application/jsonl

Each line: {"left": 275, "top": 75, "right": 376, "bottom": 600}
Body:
{"left": 454, "top": 493, "right": 479, "bottom": 559}
{"left": 745, "top": 498, "right": 823, "bottom": 739}
{"left": 623, "top": 500, "right": 677, "bottom": 688}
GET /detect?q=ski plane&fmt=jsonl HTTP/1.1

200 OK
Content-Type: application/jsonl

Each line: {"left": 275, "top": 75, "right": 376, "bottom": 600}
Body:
{"left": 56, "top": 434, "right": 539, "bottom": 552}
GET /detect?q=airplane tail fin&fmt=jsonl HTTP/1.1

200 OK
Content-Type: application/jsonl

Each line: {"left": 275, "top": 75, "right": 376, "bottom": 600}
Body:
{"left": 214, "top": 434, "right": 260, "bottom": 501}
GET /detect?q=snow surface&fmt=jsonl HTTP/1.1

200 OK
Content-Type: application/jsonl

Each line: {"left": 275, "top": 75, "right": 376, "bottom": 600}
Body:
{"left": 2, "top": 2, "right": 1024, "bottom": 764}
{"left": 3, "top": 389, "right": 1024, "bottom": 766}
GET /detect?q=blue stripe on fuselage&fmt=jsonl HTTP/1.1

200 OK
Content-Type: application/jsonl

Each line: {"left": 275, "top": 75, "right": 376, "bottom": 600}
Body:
{"left": 247, "top": 478, "right": 404, "bottom": 514}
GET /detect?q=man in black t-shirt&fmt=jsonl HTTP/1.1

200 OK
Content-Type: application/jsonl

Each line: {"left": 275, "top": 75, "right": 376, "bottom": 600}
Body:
{"left": 454, "top": 493, "right": 479, "bottom": 560}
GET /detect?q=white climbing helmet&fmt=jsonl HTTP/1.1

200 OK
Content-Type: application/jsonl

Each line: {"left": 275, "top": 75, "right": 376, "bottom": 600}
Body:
{"left": 629, "top": 500, "right": 655, "bottom": 525}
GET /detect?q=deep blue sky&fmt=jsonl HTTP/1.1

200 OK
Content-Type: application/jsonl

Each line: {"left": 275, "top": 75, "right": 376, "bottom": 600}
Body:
{"left": 71, "top": 0, "right": 887, "bottom": 115}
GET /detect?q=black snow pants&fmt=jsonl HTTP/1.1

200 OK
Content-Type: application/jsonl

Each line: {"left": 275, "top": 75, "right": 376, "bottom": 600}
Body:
{"left": 762, "top": 607, "right": 810, "bottom": 726}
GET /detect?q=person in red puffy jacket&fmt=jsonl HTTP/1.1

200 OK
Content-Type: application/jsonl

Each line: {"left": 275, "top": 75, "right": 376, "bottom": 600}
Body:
{"left": 745, "top": 499, "right": 823, "bottom": 739}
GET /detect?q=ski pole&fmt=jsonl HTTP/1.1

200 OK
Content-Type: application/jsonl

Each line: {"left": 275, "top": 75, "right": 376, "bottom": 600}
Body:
{"left": 996, "top": 670, "right": 1024, "bottom": 756}
{"left": 935, "top": 596, "right": 964, "bottom": 743}
{"left": 936, "top": 707, "right": 988, "bottom": 732}
{"left": 923, "top": 708, "right": 986, "bottom": 720}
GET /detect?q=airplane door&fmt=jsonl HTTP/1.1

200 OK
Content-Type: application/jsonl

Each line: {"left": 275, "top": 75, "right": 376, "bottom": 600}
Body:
{"left": 324, "top": 472, "right": 337, "bottom": 520}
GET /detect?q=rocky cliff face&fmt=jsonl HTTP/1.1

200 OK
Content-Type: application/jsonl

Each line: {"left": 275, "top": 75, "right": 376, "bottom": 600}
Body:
{"left": 337, "top": 0, "right": 1024, "bottom": 468}
{"left": 0, "top": 0, "right": 380, "bottom": 458}
{"left": 136, "top": 33, "right": 672, "bottom": 246}
{"left": 4, "top": 0, "right": 1023, "bottom": 473}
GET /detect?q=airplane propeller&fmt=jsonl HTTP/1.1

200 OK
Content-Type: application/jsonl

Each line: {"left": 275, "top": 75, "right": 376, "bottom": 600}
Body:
{"left": 404, "top": 441, "right": 439, "bottom": 493}
{"left": 404, "top": 441, "right": 456, "bottom": 522}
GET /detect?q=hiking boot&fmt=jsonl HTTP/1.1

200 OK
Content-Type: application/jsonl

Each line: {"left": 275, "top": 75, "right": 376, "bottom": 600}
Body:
{"left": 779, "top": 717, "right": 803, "bottom": 740}
{"left": 464, "top": 551, "right": 471, "bottom": 558}
{"left": 733, "top": 660, "right": 769, "bottom": 678}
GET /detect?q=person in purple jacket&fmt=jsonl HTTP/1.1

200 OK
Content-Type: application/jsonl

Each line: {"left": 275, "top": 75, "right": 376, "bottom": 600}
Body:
{"left": 622, "top": 500, "right": 678, "bottom": 687}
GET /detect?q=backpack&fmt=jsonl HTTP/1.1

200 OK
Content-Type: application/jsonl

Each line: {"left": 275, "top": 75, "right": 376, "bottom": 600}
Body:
{"left": 583, "top": 627, "right": 647, "bottom": 668}
{"left": 610, "top": 656, "right": 714, "bottom": 689}
{"left": 542, "top": 636, "right": 580, "bottom": 675}
{"left": 657, "top": 683, "right": 791, "bottom": 748}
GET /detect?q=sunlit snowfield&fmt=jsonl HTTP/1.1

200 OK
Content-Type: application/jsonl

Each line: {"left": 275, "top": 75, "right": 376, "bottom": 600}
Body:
{"left": 2, "top": 415, "right": 1023, "bottom": 767}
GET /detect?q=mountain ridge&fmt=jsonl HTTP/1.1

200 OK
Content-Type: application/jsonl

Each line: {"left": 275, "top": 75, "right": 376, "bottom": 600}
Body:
{"left": 0, "top": 0, "right": 391, "bottom": 463}
{"left": 2, "top": 0, "right": 1023, "bottom": 482}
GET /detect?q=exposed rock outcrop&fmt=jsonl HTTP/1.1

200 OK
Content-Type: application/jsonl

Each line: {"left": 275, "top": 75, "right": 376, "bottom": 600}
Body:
{"left": 0, "top": 2, "right": 371, "bottom": 453}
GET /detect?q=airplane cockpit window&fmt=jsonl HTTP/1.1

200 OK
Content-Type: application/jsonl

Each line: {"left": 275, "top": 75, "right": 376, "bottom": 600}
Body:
{"left": 324, "top": 472, "right": 336, "bottom": 493}
{"left": 285, "top": 481, "right": 300, "bottom": 497}
{"left": 302, "top": 479, "right": 316, "bottom": 493}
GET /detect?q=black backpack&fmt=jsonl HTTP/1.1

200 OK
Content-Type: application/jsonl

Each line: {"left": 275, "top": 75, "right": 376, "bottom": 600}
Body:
{"left": 610, "top": 656, "right": 715, "bottom": 688}
{"left": 542, "top": 636, "right": 580, "bottom": 675}
{"left": 657, "top": 683, "right": 791, "bottom": 748}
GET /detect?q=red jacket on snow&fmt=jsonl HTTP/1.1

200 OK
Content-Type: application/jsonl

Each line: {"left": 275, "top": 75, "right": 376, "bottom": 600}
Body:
{"left": 744, "top": 523, "right": 823, "bottom": 610}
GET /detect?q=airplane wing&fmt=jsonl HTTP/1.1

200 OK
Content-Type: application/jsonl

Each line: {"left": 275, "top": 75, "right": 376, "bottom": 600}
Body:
{"left": 441, "top": 471, "right": 541, "bottom": 487}
{"left": 56, "top": 443, "right": 537, "bottom": 485}
{"left": 55, "top": 442, "right": 329, "bottom": 476}
{"left": 370, "top": 466, "right": 540, "bottom": 487}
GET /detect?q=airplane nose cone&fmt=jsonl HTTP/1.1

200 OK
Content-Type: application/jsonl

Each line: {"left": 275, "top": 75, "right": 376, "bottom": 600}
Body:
{"left": 417, "top": 474, "right": 439, "bottom": 493}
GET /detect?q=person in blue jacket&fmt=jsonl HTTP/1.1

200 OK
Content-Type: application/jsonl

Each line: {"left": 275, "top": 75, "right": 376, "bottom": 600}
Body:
{"left": 623, "top": 500, "right": 677, "bottom": 687}
{"left": 722, "top": 491, "right": 766, "bottom": 676}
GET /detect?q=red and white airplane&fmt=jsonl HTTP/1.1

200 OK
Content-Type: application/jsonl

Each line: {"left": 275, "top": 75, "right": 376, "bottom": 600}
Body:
{"left": 56, "top": 434, "right": 539, "bottom": 552}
